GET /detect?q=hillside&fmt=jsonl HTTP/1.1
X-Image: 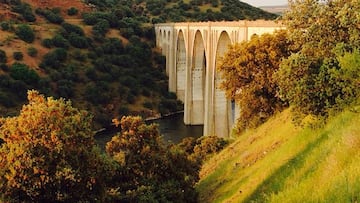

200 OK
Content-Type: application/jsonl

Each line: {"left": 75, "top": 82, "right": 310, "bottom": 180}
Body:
{"left": 0, "top": 0, "right": 277, "bottom": 129}
{"left": 197, "top": 107, "right": 360, "bottom": 202}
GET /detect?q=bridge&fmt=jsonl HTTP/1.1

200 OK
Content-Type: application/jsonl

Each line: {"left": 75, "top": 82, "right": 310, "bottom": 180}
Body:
{"left": 155, "top": 21, "right": 284, "bottom": 138}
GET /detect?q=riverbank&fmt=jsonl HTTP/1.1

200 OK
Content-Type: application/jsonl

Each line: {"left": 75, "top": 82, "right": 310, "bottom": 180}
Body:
{"left": 94, "top": 112, "right": 203, "bottom": 150}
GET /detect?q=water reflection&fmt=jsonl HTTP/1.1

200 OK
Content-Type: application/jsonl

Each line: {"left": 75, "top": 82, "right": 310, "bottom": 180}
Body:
{"left": 95, "top": 113, "right": 203, "bottom": 150}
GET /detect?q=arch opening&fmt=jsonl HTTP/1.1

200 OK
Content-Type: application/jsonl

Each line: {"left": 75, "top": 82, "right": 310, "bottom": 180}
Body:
{"left": 176, "top": 30, "right": 186, "bottom": 102}
{"left": 214, "top": 31, "right": 233, "bottom": 138}
{"left": 190, "top": 31, "right": 206, "bottom": 125}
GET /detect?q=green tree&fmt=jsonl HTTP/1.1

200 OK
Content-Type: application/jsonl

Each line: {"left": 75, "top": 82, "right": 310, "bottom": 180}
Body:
{"left": 218, "top": 30, "right": 292, "bottom": 130}
{"left": 276, "top": 0, "right": 360, "bottom": 117}
{"left": 15, "top": 24, "right": 35, "bottom": 43}
{"left": 0, "top": 49, "right": 6, "bottom": 63}
{"left": 106, "top": 116, "right": 199, "bottom": 202}
{"left": 0, "top": 90, "right": 112, "bottom": 202}
{"left": 10, "top": 63, "right": 39, "bottom": 85}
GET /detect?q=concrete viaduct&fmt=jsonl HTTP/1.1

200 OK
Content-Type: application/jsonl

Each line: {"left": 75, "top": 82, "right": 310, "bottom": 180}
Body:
{"left": 155, "top": 20, "right": 284, "bottom": 138}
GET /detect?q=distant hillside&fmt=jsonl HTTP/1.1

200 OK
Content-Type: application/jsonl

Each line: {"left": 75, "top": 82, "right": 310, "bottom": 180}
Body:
{"left": 197, "top": 107, "right": 360, "bottom": 202}
{"left": 0, "top": 0, "right": 277, "bottom": 129}
{"left": 260, "top": 5, "right": 288, "bottom": 15}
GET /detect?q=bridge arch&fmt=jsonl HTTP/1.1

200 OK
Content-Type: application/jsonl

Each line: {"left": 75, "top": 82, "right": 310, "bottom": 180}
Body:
{"left": 213, "top": 31, "right": 233, "bottom": 137}
{"left": 176, "top": 30, "right": 186, "bottom": 102}
{"left": 189, "top": 30, "right": 206, "bottom": 124}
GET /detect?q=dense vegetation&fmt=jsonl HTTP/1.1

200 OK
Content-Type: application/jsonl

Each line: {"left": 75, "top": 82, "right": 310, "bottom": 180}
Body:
{"left": 0, "top": 91, "right": 227, "bottom": 202}
{"left": 218, "top": 0, "right": 359, "bottom": 132}
{"left": 204, "top": 0, "right": 359, "bottom": 200}
{"left": 0, "top": 0, "right": 276, "bottom": 129}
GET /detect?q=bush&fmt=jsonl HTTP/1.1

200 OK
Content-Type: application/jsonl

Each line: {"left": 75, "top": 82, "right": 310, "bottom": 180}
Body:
{"left": 61, "top": 22, "right": 85, "bottom": 36}
{"left": 41, "top": 38, "right": 53, "bottom": 48}
{"left": 0, "top": 21, "right": 10, "bottom": 31}
{"left": 0, "top": 91, "right": 15, "bottom": 107}
{"left": 10, "top": 63, "right": 39, "bottom": 85}
{"left": 52, "top": 34, "right": 69, "bottom": 49}
{"left": 0, "top": 91, "right": 112, "bottom": 202}
{"left": 35, "top": 8, "right": 64, "bottom": 24}
{"left": 92, "top": 19, "right": 110, "bottom": 36}
{"left": 12, "top": 2, "right": 36, "bottom": 22}
{"left": 0, "top": 49, "right": 7, "bottom": 63}
{"left": 68, "top": 33, "right": 89, "bottom": 48}
{"left": 0, "top": 63, "right": 9, "bottom": 72}
{"left": 41, "top": 48, "right": 67, "bottom": 69}
{"left": 27, "top": 47, "right": 38, "bottom": 57}
{"left": 15, "top": 24, "right": 35, "bottom": 43}
{"left": 13, "top": 51, "right": 23, "bottom": 60}
{"left": 67, "top": 7, "right": 78, "bottom": 16}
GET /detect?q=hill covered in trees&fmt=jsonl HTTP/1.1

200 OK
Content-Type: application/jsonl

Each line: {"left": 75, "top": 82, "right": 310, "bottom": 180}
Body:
{"left": 0, "top": 0, "right": 277, "bottom": 129}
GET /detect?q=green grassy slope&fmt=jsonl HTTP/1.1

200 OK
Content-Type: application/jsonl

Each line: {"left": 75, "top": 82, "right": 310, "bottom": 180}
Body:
{"left": 197, "top": 108, "right": 360, "bottom": 202}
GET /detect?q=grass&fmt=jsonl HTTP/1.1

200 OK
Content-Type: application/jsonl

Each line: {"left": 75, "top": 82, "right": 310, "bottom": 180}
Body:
{"left": 197, "top": 107, "right": 360, "bottom": 202}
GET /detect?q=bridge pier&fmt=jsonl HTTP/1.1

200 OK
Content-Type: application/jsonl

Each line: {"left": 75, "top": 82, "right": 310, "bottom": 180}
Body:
{"left": 155, "top": 21, "right": 284, "bottom": 138}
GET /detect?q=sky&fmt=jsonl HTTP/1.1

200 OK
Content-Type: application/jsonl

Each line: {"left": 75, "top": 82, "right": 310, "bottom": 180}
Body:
{"left": 241, "top": 0, "right": 288, "bottom": 7}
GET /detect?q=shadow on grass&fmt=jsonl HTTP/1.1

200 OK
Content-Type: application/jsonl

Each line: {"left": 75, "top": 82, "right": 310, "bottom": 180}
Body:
{"left": 244, "top": 129, "right": 330, "bottom": 202}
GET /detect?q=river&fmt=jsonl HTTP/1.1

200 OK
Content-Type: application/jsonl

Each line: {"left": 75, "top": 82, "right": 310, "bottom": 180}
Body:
{"left": 95, "top": 113, "right": 203, "bottom": 149}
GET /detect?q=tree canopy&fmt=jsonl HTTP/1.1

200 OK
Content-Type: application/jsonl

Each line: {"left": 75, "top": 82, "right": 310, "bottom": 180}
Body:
{"left": 276, "top": 0, "right": 360, "bottom": 117}
{"left": 0, "top": 90, "right": 111, "bottom": 202}
{"left": 218, "top": 30, "right": 293, "bottom": 130}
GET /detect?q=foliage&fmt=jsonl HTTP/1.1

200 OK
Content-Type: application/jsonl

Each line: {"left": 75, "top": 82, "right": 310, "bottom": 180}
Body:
{"left": 41, "top": 48, "right": 68, "bottom": 69}
{"left": 218, "top": 30, "right": 293, "bottom": 131}
{"left": 15, "top": 24, "right": 35, "bottom": 43}
{"left": 13, "top": 51, "right": 23, "bottom": 60}
{"left": 276, "top": 0, "right": 360, "bottom": 118}
{"left": 178, "top": 136, "right": 229, "bottom": 164}
{"left": 11, "top": 2, "right": 36, "bottom": 22}
{"left": 35, "top": 8, "right": 64, "bottom": 24}
{"left": 67, "top": 7, "right": 78, "bottom": 16}
{"left": 27, "top": 47, "right": 38, "bottom": 57}
{"left": 0, "top": 21, "right": 11, "bottom": 31}
{"left": 106, "top": 116, "right": 200, "bottom": 202}
{"left": 0, "top": 91, "right": 111, "bottom": 202}
{"left": 10, "top": 63, "right": 39, "bottom": 86}
{"left": 0, "top": 49, "right": 7, "bottom": 63}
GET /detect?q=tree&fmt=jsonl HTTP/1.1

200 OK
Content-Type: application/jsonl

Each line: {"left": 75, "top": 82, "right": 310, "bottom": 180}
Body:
{"left": 218, "top": 30, "right": 293, "bottom": 130}
{"left": 0, "top": 90, "right": 112, "bottom": 202}
{"left": 106, "top": 116, "right": 199, "bottom": 202}
{"left": 0, "top": 49, "right": 6, "bottom": 63}
{"left": 276, "top": 0, "right": 360, "bottom": 117}
{"left": 15, "top": 24, "right": 35, "bottom": 43}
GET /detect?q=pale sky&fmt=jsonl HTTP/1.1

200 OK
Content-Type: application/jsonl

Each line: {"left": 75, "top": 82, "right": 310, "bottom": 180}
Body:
{"left": 241, "top": 0, "right": 288, "bottom": 7}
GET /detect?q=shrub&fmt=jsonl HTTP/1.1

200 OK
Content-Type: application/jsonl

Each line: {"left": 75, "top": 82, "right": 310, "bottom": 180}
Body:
{"left": 35, "top": 8, "right": 64, "bottom": 24}
{"left": 92, "top": 19, "right": 110, "bottom": 36}
{"left": 13, "top": 51, "right": 23, "bottom": 60}
{"left": 0, "top": 91, "right": 112, "bottom": 202}
{"left": 61, "top": 22, "right": 85, "bottom": 36}
{"left": 67, "top": 7, "right": 78, "bottom": 16}
{"left": 27, "top": 47, "right": 38, "bottom": 57}
{"left": 41, "top": 38, "right": 53, "bottom": 48}
{"left": 0, "top": 49, "right": 7, "bottom": 63}
{"left": 41, "top": 48, "right": 67, "bottom": 69}
{"left": 15, "top": 24, "right": 35, "bottom": 43}
{"left": 68, "top": 33, "right": 88, "bottom": 48}
{"left": 52, "top": 34, "right": 69, "bottom": 49}
{"left": 0, "top": 91, "right": 15, "bottom": 107}
{"left": 0, "top": 21, "right": 10, "bottom": 31}
{"left": 10, "top": 63, "right": 39, "bottom": 85}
